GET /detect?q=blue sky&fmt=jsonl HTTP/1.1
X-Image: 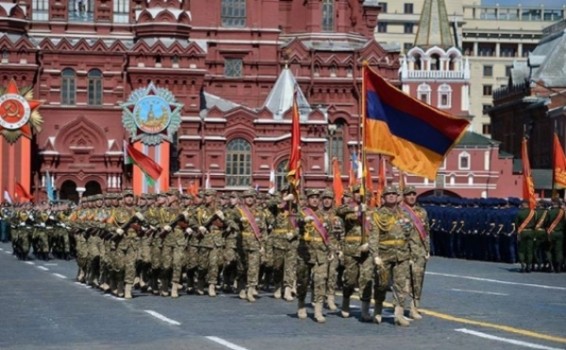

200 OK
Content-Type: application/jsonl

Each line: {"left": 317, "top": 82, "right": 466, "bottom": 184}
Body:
{"left": 482, "top": 0, "right": 566, "bottom": 6}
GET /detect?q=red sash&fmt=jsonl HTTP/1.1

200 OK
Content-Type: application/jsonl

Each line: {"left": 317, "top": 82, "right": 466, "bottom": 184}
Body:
{"left": 239, "top": 205, "right": 262, "bottom": 241}
{"left": 534, "top": 210, "right": 547, "bottom": 230}
{"left": 400, "top": 203, "right": 428, "bottom": 242}
{"left": 303, "top": 207, "right": 329, "bottom": 245}
{"left": 547, "top": 209, "right": 564, "bottom": 234}
{"left": 517, "top": 209, "right": 535, "bottom": 234}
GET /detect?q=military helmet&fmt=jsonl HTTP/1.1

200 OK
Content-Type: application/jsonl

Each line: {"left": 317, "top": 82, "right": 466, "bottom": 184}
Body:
{"left": 321, "top": 188, "right": 334, "bottom": 199}
{"left": 382, "top": 185, "right": 398, "bottom": 195}
{"left": 123, "top": 188, "right": 134, "bottom": 197}
{"left": 229, "top": 191, "right": 239, "bottom": 199}
{"left": 403, "top": 185, "right": 417, "bottom": 195}
{"left": 351, "top": 184, "right": 361, "bottom": 193}
{"left": 242, "top": 189, "right": 257, "bottom": 198}
{"left": 204, "top": 189, "right": 217, "bottom": 196}
{"left": 305, "top": 189, "right": 321, "bottom": 198}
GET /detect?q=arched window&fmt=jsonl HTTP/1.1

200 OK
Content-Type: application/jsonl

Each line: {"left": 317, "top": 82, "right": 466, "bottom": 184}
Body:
{"left": 87, "top": 69, "right": 103, "bottom": 106}
{"left": 275, "top": 159, "right": 289, "bottom": 191}
{"left": 437, "top": 84, "right": 452, "bottom": 109}
{"left": 322, "top": 0, "right": 334, "bottom": 32}
{"left": 61, "top": 68, "right": 76, "bottom": 105}
{"left": 328, "top": 121, "right": 345, "bottom": 174}
{"left": 417, "top": 83, "right": 431, "bottom": 104}
{"left": 226, "top": 138, "right": 252, "bottom": 187}
{"left": 430, "top": 53, "right": 441, "bottom": 70}
{"left": 221, "top": 0, "right": 246, "bottom": 28}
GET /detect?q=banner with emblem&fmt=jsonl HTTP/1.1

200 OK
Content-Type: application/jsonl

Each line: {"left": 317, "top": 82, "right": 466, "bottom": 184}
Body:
{"left": 0, "top": 80, "right": 43, "bottom": 202}
{"left": 121, "top": 83, "right": 183, "bottom": 194}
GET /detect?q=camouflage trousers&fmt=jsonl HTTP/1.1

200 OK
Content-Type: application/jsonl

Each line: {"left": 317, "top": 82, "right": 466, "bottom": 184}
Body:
{"left": 342, "top": 254, "right": 373, "bottom": 301}
{"left": 296, "top": 256, "right": 328, "bottom": 304}
{"left": 115, "top": 239, "right": 138, "bottom": 284}
{"left": 374, "top": 258, "right": 410, "bottom": 308}
{"left": 161, "top": 244, "right": 186, "bottom": 284}
{"left": 272, "top": 246, "right": 297, "bottom": 289}
{"left": 242, "top": 249, "right": 261, "bottom": 288}
{"left": 32, "top": 228, "right": 50, "bottom": 254}
{"left": 407, "top": 256, "right": 427, "bottom": 301}
{"left": 198, "top": 246, "right": 220, "bottom": 285}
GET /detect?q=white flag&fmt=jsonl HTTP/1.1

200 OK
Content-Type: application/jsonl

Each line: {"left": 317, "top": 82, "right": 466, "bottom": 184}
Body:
{"left": 3, "top": 190, "right": 12, "bottom": 204}
{"left": 268, "top": 165, "right": 276, "bottom": 194}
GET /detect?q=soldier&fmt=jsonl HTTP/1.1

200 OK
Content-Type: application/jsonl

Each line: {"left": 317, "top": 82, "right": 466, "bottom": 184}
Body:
{"left": 270, "top": 193, "right": 299, "bottom": 302}
{"left": 194, "top": 189, "right": 226, "bottom": 297}
{"left": 533, "top": 201, "right": 549, "bottom": 271}
{"left": 296, "top": 189, "right": 337, "bottom": 323}
{"left": 546, "top": 198, "right": 564, "bottom": 273}
{"left": 149, "top": 193, "right": 168, "bottom": 295}
{"left": 221, "top": 191, "right": 242, "bottom": 293}
{"left": 234, "top": 189, "right": 270, "bottom": 302}
{"left": 336, "top": 184, "right": 370, "bottom": 319}
{"left": 370, "top": 185, "right": 412, "bottom": 326}
{"left": 160, "top": 190, "right": 186, "bottom": 298}
{"left": 515, "top": 200, "right": 537, "bottom": 273}
{"left": 319, "top": 188, "right": 343, "bottom": 311}
{"left": 400, "top": 185, "right": 430, "bottom": 320}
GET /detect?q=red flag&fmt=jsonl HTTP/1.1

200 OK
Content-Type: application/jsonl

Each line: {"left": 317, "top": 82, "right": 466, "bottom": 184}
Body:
{"left": 376, "top": 157, "right": 387, "bottom": 207}
{"left": 126, "top": 143, "right": 163, "bottom": 181}
{"left": 553, "top": 133, "right": 566, "bottom": 190}
{"left": 332, "top": 157, "right": 344, "bottom": 206}
{"left": 521, "top": 137, "right": 536, "bottom": 210}
{"left": 15, "top": 182, "right": 32, "bottom": 202}
{"left": 287, "top": 89, "right": 301, "bottom": 189}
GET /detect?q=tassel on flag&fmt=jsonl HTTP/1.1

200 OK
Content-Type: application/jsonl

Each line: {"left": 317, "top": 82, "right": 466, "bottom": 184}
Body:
{"left": 268, "top": 164, "right": 276, "bottom": 195}
{"left": 3, "top": 189, "right": 12, "bottom": 204}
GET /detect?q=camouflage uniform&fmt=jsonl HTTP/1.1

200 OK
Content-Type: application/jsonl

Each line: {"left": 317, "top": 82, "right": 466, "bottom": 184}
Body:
{"left": 159, "top": 192, "right": 185, "bottom": 298}
{"left": 401, "top": 186, "right": 430, "bottom": 320}
{"left": 221, "top": 193, "right": 243, "bottom": 293}
{"left": 370, "top": 186, "right": 412, "bottom": 326}
{"left": 319, "top": 189, "right": 343, "bottom": 310}
{"left": 296, "top": 189, "right": 334, "bottom": 323}
{"left": 234, "top": 189, "right": 270, "bottom": 302}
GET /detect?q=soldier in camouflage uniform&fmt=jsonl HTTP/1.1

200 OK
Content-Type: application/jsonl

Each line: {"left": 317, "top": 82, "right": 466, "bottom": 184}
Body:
{"left": 185, "top": 192, "right": 203, "bottom": 294}
{"left": 234, "top": 189, "right": 271, "bottom": 302}
{"left": 33, "top": 203, "right": 51, "bottom": 260}
{"left": 193, "top": 189, "right": 226, "bottom": 297}
{"left": 336, "top": 184, "right": 371, "bottom": 319}
{"left": 85, "top": 197, "right": 102, "bottom": 287}
{"left": 319, "top": 189, "right": 343, "bottom": 311}
{"left": 159, "top": 190, "right": 186, "bottom": 298}
{"left": 136, "top": 194, "right": 154, "bottom": 292}
{"left": 400, "top": 186, "right": 430, "bottom": 320}
{"left": 297, "top": 189, "right": 337, "bottom": 323}
{"left": 221, "top": 192, "right": 242, "bottom": 293}
{"left": 270, "top": 194, "right": 299, "bottom": 302}
{"left": 369, "top": 185, "right": 412, "bottom": 326}
{"left": 71, "top": 199, "right": 89, "bottom": 282}
{"left": 149, "top": 193, "right": 168, "bottom": 295}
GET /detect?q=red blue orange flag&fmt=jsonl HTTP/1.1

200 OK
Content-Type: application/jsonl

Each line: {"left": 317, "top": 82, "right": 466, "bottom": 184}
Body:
{"left": 362, "top": 66, "right": 469, "bottom": 180}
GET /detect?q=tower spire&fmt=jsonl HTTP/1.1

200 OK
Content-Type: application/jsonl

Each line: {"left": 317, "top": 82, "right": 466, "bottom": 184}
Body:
{"left": 414, "top": 0, "right": 454, "bottom": 50}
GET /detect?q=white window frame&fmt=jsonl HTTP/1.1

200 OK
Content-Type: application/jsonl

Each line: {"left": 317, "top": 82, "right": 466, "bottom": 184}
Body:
{"left": 459, "top": 152, "right": 471, "bottom": 170}
{"left": 417, "top": 83, "right": 431, "bottom": 104}
{"left": 437, "top": 83, "right": 452, "bottom": 109}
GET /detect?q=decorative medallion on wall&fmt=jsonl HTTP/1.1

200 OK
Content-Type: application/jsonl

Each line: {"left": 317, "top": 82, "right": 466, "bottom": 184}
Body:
{"left": 121, "top": 82, "right": 183, "bottom": 145}
{"left": 0, "top": 80, "right": 43, "bottom": 143}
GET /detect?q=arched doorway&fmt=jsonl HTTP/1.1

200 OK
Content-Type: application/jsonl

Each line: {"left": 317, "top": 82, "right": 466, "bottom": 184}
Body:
{"left": 60, "top": 180, "right": 79, "bottom": 203}
{"left": 84, "top": 180, "right": 102, "bottom": 198}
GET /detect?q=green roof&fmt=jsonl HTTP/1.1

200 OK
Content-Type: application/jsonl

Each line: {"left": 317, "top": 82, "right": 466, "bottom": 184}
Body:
{"left": 456, "top": 131, "right": 500, "bottom": 147}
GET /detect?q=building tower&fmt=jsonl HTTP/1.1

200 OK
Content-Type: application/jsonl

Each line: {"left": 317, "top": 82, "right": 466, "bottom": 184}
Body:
{"left": 400, "top": 0, "right": 471, "bottom": 121}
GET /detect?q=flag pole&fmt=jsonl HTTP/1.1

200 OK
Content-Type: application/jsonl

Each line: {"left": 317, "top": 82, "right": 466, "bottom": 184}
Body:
{"left": 552, "top": 120, "right": 557, "bottom": 200}
{"left": 360, "top": 62, "right": 367, "bottom": 245}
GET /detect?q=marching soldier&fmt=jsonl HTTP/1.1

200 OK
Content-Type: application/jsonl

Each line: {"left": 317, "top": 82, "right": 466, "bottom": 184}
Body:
{"left": 370, "top": 185, "right": 412, "bottom": 326}
{"left": 221, "top": 192, "right": 242, "bottom": 293}
{"left": 515, "top": 200, "right": 537, "bottom": 273}
{"left": 160, "top": 190, "right": 186, "bottom": 298}
{"left": 400, "top": 185, "right": 430, "bottom": 320}
{"left": 234, "top": 189, "right": 271, "bottom": 302}
{"left": 546, "top": 198, "right": 564, "bottom": 273}
{"left": 296, "top": 189, "right": 336, "bottom": 323}
{"left": 319, "top": 188, "right": 343, "bottom": 311}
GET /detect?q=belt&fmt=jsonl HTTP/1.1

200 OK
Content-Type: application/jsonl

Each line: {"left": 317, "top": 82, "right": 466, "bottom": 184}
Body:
{"left": 273, "top": 229, "right": 288, "bottom": 234}
{"left": 302, "top": 237, "right": 324, "bottom": 243}
{"left": 344, "top": 236, "right": 362, "bottom": 242}
{"left": 241, "top": 232, "right": 255, "bottom": 237}
{"left": 379, "top": 239, "right": 405, "bottom": 247}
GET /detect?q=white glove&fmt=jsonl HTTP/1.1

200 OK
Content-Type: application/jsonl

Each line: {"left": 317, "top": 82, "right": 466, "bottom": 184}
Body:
{"left": 286, "top": 232, "right": 295, "bottom": 241}
{"left": 409, "top": 260, "right": 415, "bottom": 267}
{"left": 374, "top": 256, "right": 383, "bottom": 266}
{"left": 360, "top": 243, "right": 369, "bottom": 253}
{"left": 215, "top": 210, "right": 225, "bottom": 221}
{"left": 425, "top": 252, "right": 430, "bottom": 260}
{"left": 304, "top": 216, "right": 314, "bottom": 223}
{"left": 361, "top": 204, "right": 367, "bottom": 212}
{"left": 163, "top": 225, "right": 172, "bottom": 232}
{"left": 48, "top": 215, "right": 56, "bottom": 221}
{"left": 185, "top": 228, "right": 194, "bottom": 235}
{"left": 198, "top": 226, "right": 208, "bottom": 234}
{"left": 40, "top": 223, "right": 46, "bottom": 228}
{"left": 328, "top": 252, "right": 334, "bottom": 262}
{"left": 283, "top": 193, "right": 295, "bottom": 201}
{"left": 182, "top": 211, "right": 191, "bottom": 221}
{"left": 259, "top": 246, "right": 265, "bottom": 255}
{"left": 240, "top": 216, "right": 248, "bottom": 222}
{"left": 116, "top": 228, "right": 124, "bottom": 236}
{"left": 337, "top": 250, "right": 344, "bottom": 260}
{"left": 135, "top": 212, "right": 145, "bottom": 221}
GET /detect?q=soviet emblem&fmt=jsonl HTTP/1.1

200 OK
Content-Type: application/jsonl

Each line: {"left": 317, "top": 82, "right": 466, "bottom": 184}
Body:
{"left": 0, "top": 80, "right": 43, "bottom": 143}
{"left": 121, "top": 82, "right": 183, "bottom": 145}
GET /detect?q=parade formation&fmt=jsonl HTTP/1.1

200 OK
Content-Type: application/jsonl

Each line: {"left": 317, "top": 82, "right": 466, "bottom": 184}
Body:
{"left": 2, "top": 183, "right": 565, "bottom": 328}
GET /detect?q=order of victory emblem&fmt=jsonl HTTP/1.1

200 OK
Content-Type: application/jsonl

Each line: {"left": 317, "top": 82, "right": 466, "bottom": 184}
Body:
{"left": 0, "top": 80, "right": 43, "bottom": 144}
{"left": 121, "top": 82, "right": 183, "bottom": 145}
